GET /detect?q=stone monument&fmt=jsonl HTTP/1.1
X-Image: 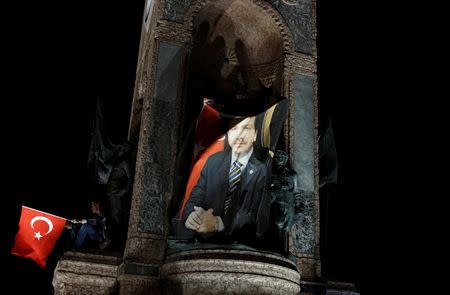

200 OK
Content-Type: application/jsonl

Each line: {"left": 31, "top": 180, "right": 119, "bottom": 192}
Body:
{"left": 53, "top": 0, "right": 320, "bottom": 294}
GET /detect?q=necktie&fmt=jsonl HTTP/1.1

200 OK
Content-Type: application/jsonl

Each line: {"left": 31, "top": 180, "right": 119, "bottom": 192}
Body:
{"left": 224, "top": 160, "right": 243, "bottom": 215}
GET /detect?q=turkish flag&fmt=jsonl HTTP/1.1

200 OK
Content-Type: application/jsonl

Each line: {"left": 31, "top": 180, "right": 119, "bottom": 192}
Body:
{"left": 11, "top": 206, "right": 66, "bottom": 269}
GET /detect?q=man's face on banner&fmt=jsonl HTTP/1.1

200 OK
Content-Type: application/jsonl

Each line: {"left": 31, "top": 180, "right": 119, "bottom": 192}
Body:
{"left": 227, "top": 117, "right": 257, "bottom": 156}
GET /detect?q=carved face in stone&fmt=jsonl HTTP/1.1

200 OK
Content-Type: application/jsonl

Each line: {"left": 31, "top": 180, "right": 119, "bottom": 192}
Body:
{"left": 274, "top": 150, "right": 289, "bottom": 168}
{"left": 227, "top": 117, "right": 257, "bottom": 158}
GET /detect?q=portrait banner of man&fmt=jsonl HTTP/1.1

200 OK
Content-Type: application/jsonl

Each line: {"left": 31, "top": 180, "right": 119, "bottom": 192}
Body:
{"left": 172, "top": 97, "right": 288, "bottom": 249}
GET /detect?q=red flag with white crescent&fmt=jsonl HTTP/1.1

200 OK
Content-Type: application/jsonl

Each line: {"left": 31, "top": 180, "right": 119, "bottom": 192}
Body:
{"left": 11, "top": 206, "right": 66, "bottom": 269}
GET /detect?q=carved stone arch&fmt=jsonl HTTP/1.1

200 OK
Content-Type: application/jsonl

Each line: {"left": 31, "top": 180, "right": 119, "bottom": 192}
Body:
{"left": 183, "top": 0, "right": 295, "bottom": 54}
{"left": 176, "top": 0, "right": 298, "bottom": 111}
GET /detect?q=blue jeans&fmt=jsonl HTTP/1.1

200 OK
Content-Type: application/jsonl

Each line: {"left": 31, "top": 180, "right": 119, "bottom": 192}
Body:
{"left": 73, "top": 224, "right": 100, "bottom": 249}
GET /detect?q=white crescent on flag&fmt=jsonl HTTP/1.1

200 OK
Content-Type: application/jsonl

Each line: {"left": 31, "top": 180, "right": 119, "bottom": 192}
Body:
{"left": 30, "top": 216, "right": 54, "bottom": 235}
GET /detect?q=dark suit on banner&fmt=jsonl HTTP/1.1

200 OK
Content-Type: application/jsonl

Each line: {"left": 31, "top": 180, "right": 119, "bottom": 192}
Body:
{"left": 182, "top": 150, "right": 268, "bottom": 241}
{"left": 174, "top": 116, "right": 271, "bottom": 243}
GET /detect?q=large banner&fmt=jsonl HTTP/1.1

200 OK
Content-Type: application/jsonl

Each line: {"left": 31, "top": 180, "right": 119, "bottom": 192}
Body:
{"left": 172, "top": 97, "right": 288, "bottom": 248}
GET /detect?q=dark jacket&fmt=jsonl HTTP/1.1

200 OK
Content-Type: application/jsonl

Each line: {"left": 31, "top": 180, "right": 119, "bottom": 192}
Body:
{"left": 86, "top": 213, "right": 108, "bottom": 242}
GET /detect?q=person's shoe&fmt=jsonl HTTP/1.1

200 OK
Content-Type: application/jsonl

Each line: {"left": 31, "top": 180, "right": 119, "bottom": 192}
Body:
{"left": 99, "top": 239, "right": 111, "bottom": 250}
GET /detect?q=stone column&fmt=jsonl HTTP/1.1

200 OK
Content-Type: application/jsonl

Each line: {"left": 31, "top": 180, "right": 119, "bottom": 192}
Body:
{"left": 161, "top": 249, "right": 301, "bottom": 295}
{"left": 120, "top": 39, "right": 186, "bottom": 294}
{"left": 278, "top": 0, "right": 322, "bottom": 293}
{"left": 120, "top": 0, "right": 189, "bottom": 291}
{"left": 288, "top": 71, "right": 320, "bottom": 278}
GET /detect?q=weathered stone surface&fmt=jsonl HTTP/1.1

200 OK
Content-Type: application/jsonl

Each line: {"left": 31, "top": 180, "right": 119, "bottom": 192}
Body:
{"left": 163, "top": 0, "right": 313, "bottom": 54}
{"left": 118, "top": 274, "right": 160, "bottom": 295}
{"left": 296, "top": 257, "right": 321, "bottom": 280}
{"left": 285, "top": 52, "right": 316, "bottom": 76}
{"left": 163, "top": 0, "right": 192, "bottom": 22}
{"left": 118, "top": 262, "right": 161, "bottom": 295}
{"left": 156, "top": 20, "right": 190, "bottom": 43}
{"left": 124, "top": 236, "right": 166, "bottom": 265}
{"left": 161, "top": 249, "right": 301, "bottom": 294}
{"left": 267, "top": 0, "right": 313, "bottom": 54}
{"left": 52, "top": 251, "right": 121, "bottom": 295}
{"left": 290, "top": 190, "right": 316, "bottom": 255}
{"left": 163, "top": 272, "right": 299, "bottom": 294}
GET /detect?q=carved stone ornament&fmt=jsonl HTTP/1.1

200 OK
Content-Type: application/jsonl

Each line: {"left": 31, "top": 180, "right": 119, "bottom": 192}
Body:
{"left": 281, "top": 0, "right": 300, "bottom": 5}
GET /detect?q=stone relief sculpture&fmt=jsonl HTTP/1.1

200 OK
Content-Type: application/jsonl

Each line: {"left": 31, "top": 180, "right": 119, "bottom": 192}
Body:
{"left": 269, "top": 149, "right": 305, "bottom": 253}
{"left": 87, "top": 97, "right": 133, "bottom": 249}
{"left": 105, "top": 142, "right": 133, "bottom": 248}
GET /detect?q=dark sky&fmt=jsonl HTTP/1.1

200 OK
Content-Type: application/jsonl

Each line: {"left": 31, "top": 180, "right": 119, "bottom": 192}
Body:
{"left": 2, "top": 1, "right": 146, "bottom": 292}
{"left": 3, "top": 1, "right": 144, "bottom": 212}
{"left": 1, "top": 0, "right": 367, "bottom": 292}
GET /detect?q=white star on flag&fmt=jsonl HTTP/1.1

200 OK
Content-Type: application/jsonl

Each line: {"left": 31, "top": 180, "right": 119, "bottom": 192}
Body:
{"left": 34, "top": 231, "right": 43, "bottom": 240}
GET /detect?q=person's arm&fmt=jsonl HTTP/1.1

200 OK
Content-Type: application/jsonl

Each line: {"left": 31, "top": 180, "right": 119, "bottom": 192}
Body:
{"left": 70, "top": 219, "right": 87, "bottom": 224}
{"left": 183, "top": 160, "right": 210, "bottom": 232}
{"left": 216, "top": 217, "right": 225, "bottom": 231}
{"left": 86, "top": 214, "right": 105, "bottom": 226}
{"left": 184, "top": 160, "right": 209, "bottom": 219}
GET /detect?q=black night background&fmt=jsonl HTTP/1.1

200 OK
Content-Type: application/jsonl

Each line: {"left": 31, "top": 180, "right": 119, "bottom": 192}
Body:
{"left": 1, "top": 0, "right": 370, "bottom": 293}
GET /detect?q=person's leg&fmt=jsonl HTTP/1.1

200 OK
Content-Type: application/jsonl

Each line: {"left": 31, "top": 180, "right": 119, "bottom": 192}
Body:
{"left": 75, "top": 224, "right": 99, "bottom": 249}
{"left": 74, "top": 225, "right": 87, "bottom": 249}
{"left": 86, "top": 224, "right": 100, "bottom": 243}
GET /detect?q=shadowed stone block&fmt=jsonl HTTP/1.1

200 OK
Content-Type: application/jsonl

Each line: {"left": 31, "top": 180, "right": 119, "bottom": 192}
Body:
{"left": 299, "top": 280, "right": 326, "bottom": 295}
{"left": 52, "top": 251, "right": 121, "bottom": 295}
{"left": 292, "top": 74, "right": 314, "bottom": 193}
{"left": 161, "top": 249, "right": 301, "bottom": 294}
{"left": 327, "top": 290, "right": 360, "bottom": 295}
{"left": 291, "top": 74, "right": 316, "bottom": 256}
{"left": 118, "top": 262, "right": 161, "bottom": 295}
{"left": 326, "top": 281, "right": 360, "bottom": 295}
{"left": 139, "top": 41, "right": 184, "bottom": 235}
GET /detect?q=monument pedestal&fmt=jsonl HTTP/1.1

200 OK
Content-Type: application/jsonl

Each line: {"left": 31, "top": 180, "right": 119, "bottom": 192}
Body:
{"left": 52, "top": 251, "right": 121, "bottom": 295}
{"left": 161, "top": 248, "right": 301, "bottom": 295}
